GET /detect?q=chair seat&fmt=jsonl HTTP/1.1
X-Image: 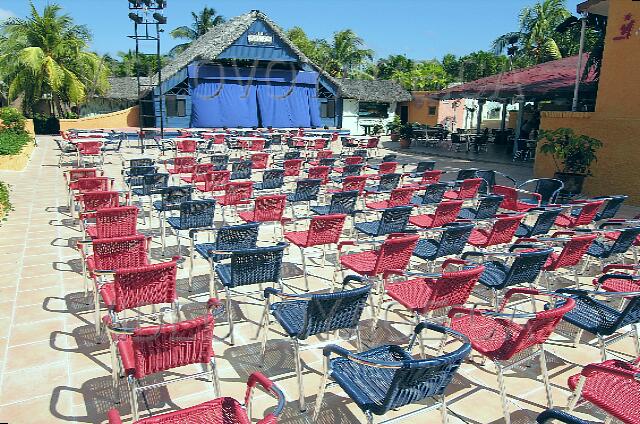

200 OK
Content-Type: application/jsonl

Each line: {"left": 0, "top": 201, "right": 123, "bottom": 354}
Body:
{"left": 468, "top": 229, "right": 490, "bottom": 246}
{"left": 386, "top": 278, "right": 445, "bottom": 314}
{"left": 284, "top": 231, "right": 311, "bottom": 248}
{"left": 567, "top": 360, "right": 640, "bottom": 424}
{"left": 286, "top": 193, "right": 314, "bottom": 202}
{"left": 562, "top": 296, "right": 621, "bottom": 336}
{"left": 152, "top": 200, "right": 181, "bottom": 212}
{"left": 238, "top": 211, "right": 289, "bottom": 224}
{"left": 457, "top": 208, "right": 478, "bottom": 220}
{"left": 166, "top": 216, "right": 188, "bottom": 231}
{"left": 598, "top": 276, "right": 640, "bottom": 294}
{"left": 254, "top": 182, "right": 281, "bottom": 191}
{"left": 477, "top": 261, "right": 510, "bottom": 289}
{"left": 194, "top": 243, "right": 231, "bottom": 263}
{"left": 443, "top": 190, "right": 461, "bottom": 200}
{"left": 212, "top": 196, "right": 251, "bottom": 207}
{"left": 586, "top": 240, "right": 611, "bottom": 258}
{"left": 131, "top": 188, "right": 146, "bottom": 196}
{"left": 166, "top": 167, "right": 189, "bottom": 175}
{"left": 330, "top": 344, "right": 413, "bottom": 416}
{"left": 515, "top": 222, "right": 533, "bottom": 238}
{"left": 340, "top": 250, "right": 380, "bottom": 276}
{"left": 555, "top": 214, "right": 577, "bottom": 228}
{"left": 366, "top": 200, "right": 394, "bottom": 210}
{"left": 270, "top": 300, "right": 308, "bottom": 337}
{"left": 450, "top": 314, "right": 524, "bottom": 361}
{"left": 412, "top": 239, "right": 439, "bottom": 261}
{"left": 310, "top": 205, "right": 331, "bottom": 215}
{"left": 353, "top": 221, "right": 383, "bottom": 237}
{"left": 132, "top": 396, "right": 255, "bottom": 424}
{"left": 409, "top": 214, "right": 435, "bottom": 228}
{"left": 604, "top": 231, "right": 640, "bottom": 246}
{"left": 180, "top": 175, "right": 195, "bottom": 183}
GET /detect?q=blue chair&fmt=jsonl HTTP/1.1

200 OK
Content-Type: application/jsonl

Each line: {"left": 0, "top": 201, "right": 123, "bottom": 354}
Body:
{"left": 593, "top": 195, "right": 628, "bottom": 221}
{"left": 332, "top": 164, "right": 364, "bottom": 183}
{"left": 413, "top": 223, "right": 474, "bottom": 269}
{"left": 536, "top": 409, "right": 596, "bottom": 424}
{"left": 166, "top": 199, "right": 216, "bottom": 261}
{"left": 153, "top": 185, "right": 194, "bottom": 254}
{"left": 130, "top": 173, "right": 169, "bottom": 225}
{"left": 364, "top": 173, "right": 402, "bottom": 195}
{"left": 515, "top": 208, "right": 562, "bottom": 237}
{"left": 214, "top": 242, "right": 288, "bottom": 344}
{"left": 475, "top": 169, "right": 516, "bottom": 194}
{"left": 407, "top": 160, "right": 436, "bottom": 177}
{"left": 517, "top": 178, "right": 564, "bottom": 205}
{"left": 124, "top": 165, "right": 158, "bottom": 190}
{"left": 457, "top": 194, "right": 503, "bottom": 219}
{"left": 369, "top": 154, "right": 398, "bottom": 171}
{"left": 260, "top": 275, "right": 372, "bottom": 411}
{"left": 311, "top": 190, "right": 359, "bottom": 216}
{"left": 354, "top": 205, "right": 412, "bottom": 238}
{"left": 463, "top": 248, "right": 554, "bottom": 308}
{"left": 210, "top": 154, "right": 229, "bottom": 171}
{"left": 283, "top": 150, "right": 301, "bottom": 161}
{"left": 230, "top": 159, "right": 252, "bottom": 180}
{"left": 314, "top": 322, "right": 471, "bottom": 424}
{"left": 192, "top": 222, "right": 260, "bottom": 294}
{"left": 586, "top": 226, "right": 640, "bottom": 265}
{"left": 254, "top": 168, "right": 284, "bottom": 191}
{"left": 286, "top": 178, "right": 322, "bottom": 215}
{"left": 556, "top": 286, "right": 640, "bottom": 360}
{"left": 411, "top": 183, "right": 447, "bottom": 207}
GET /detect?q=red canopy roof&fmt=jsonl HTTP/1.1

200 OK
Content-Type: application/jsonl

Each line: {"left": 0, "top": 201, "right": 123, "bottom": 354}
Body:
{"left": 436, "top": 54, "right": 596, "bottom": 100}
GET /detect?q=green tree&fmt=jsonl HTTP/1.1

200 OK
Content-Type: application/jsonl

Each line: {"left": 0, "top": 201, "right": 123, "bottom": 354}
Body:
{"left": 392, "top": 61, "right": 449, "bottom": 91}
{"left": 374, "top": 54, "right": 415, "bottom": 80}
{"left": 109, "top": 50, "right": 166, "bottom": 77}
{"left": 0, "top": 2, "right": 109, "bottom": 116}
{"left": 330, "top": 29, "right": 374, "bottom": 78}
{"left": 169, "top": 6, "right": 225, "bottom": 56}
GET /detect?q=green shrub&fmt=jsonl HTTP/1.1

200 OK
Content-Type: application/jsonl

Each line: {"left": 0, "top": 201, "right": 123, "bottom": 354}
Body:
{"left": 0, "top": 181, "right": 10, "bottom": 219}
{"left": 0, "top": 107, "right": 27, "bottom": 133}
{"left": 0, "top": 131, "right": 31, "bottom": 156}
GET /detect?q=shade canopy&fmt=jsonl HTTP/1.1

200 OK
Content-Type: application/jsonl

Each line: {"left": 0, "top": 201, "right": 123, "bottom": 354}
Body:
{"left": 435, "top": 55, "right": 596, "bottom": 101}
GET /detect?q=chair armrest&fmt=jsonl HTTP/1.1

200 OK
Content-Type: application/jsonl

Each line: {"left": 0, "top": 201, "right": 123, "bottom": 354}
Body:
{"left": 107, "top": 409, "right": 123, "bottom": 424}
{"left": 442, "top": 258, "right": 469, "bottom": 269}
{"left": 448, "top": 306, "right": 484, "bottom": 319}
{"left": 500, "top": 287, "right": 539, "bottom": 311}
{"left": 602, "top": 264, "right": 640, "bottom": 273}
{"left": 263, "top": 287, "right": 313, "bottom": 301}
{"left": 582, "top": 362, "right": 640, "bottom": 381}
{"left": 245, "top": 372, "right": 286, "bottom": 417}
{"left": 322, "top": 344, "right": 404, "bottom": 369}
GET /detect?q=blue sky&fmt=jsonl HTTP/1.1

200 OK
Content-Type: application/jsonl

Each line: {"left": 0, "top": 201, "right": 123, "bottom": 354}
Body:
{"left": 1, "top": 0, "right": 583, "bottom": 60}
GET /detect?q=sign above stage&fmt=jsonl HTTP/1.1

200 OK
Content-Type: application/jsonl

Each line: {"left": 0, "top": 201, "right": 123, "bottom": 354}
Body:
{"left": 247, "top": 32, "right": 274, "bottom": 45}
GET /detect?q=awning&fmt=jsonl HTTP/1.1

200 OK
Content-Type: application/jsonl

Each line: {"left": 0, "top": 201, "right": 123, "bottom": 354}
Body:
{"left": 435, "top": 54, "right": 596, "bottom": 101}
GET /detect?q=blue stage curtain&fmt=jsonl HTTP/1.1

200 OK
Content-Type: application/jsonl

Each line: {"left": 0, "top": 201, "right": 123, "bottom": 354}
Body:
{"left": 257, "top": 84, "right": 321, "bottom": 128}
{"left": 190, "top": 81, "right": 258, "bottom": 128}
{"left": 307, "top": 87, "right": 322, "bottom": 127}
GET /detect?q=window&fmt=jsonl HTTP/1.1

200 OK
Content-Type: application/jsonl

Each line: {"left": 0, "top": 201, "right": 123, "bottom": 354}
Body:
{"left": 320, "top": 99, "right": 336, "bottom": 118}
{"left": 428, "top": 106, "right": 437, "bottom": 116}
{"left": 358, "top": 102, "right": 389, "bottom": 118}
{"left": 165, "top": 95, "right": 186, "bottom": 117}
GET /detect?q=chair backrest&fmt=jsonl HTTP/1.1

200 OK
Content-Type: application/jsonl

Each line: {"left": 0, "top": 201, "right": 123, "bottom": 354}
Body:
{"left": 129, "top": 158, "right": 154, "bottom": 168}
{"left": 549, "top": 234, "right": 596, "bottom": 269}
{"left": 293, "top": 178, "right": 321, "bottom": 201}
{"left": 527, "top": 208, "right": 562, "bottom": 236}
{"left": 378, "top": 162, "right": 398, "bottom": 175}
{"left": 77, "top": 141, "right": 102, "bottom": 154}
{"left": 130, "top": 314, "right": 214, "bottom": 379}
{"left": 353, "top": 149, "right": 368, "bottom": 158}
{"left": 251, "top": 153, "right": 269, "bottom": 169}
{"left": 419, "top": 170, "right": 443, "bottom": 186}
{"left": 365, "top": 137, "right": 379, "bottom": 148}
{"left": 249, "top": 139, "right": 266, "bottom": 151}
{"left": 212, "top": 222, "right": 260, "bottom": 261}
{"left": 312, "top": 138, "right": 327, "bottom": 150}
{"left": 253, "top": 195, "right": 286, "bottom": 222}
{"left": 435, "top": 223, "right": 474, "bottom": 258}
{"left": 484, "top": 214, "right": 524, "bottom": 246}
{"left": 228, "top": 243, "right": 287, "bottom": 288}
{"left": 342, "top": 175, "right": 368, "bottom": 193}
{"left": 420, "top": 183, "right": 447, "bottom": 205}
{"left": 300, "top": 284, "right": 371, "bottom": 339}
{"left": 329, "top": 190, "right": 359, "bottom": 214}
{"left": 416, "top": 161, "right": 436, "bottom": 173}
{"left": 509, "top": 297, "right": 575, "bottom": 359}
{"left": 189, "top": 164, "right": 214, "bottom": 182}
{"left": 456, "top": 178, "right": 483, "bottom": 199}
{"left": 223, "top": 181, "right": 253, "bottom": 205}
{"left": 378, "top": 206, "right": 413, "bottom": 235}
{"left": 518, "top": 179, "right": 563, "bottom": 204}
{"left": 283, "top": 159, "right": 304, "bottom": 177}
{"left": 284, "top": 151, "right": 301, "bottom": 160}
{"left": 503, "top": 248, "right": 554, "bottom": 288}
{"left": 608, "top": 226, "right": 640, "bottom": 255}
{"left": 378, "top": 173, "right": 402, "bottom": 192}
{"left": 317, "top": 150, "right": 333, "bottom": 160}
{"left": 373, "top": 233, "right": 421, "bottom": 275}
{"left": 305, "top": 214, "right": 346, "bottom": 247}
{"left": 596, "top": 195, "right": 627, "bottom": 220}
{"left": 179, "top": 200, "right": 216, "bottom": 229}
{"left": 159, "top": 186, "right": 193, "bottom": 208}
{"left": 572, "top": 200, "right": 605, "bottom": 226}
{"left": 79, "top": 191, "right": 120, "bottom": 212}
{"left": 422, "top": 265, "right": 485, "bottom": 311}
{"left": 210, "top": 154, "right": 229, "bottom": 171}
{"left": 125, "top": 166, "right": 158, "bottom": 188}
{"left": 344, "top": 156, "right": 363, "bottom": 165}
{"left": 94, "top": 206, "right": 138, "bottom": 238}
{"left": 140, "top": 173, "right": 169, "bottom": 195}
{"left": 259, "top": 169, "right": 284, "bottom": 190}
{"left": 68, "top": 168, "right": 99, "bottom": 183}
{"left": 171, "top": 156, "right": 197, "bottom": 173}
{"left": 387, "top": 187, "right": 415, "bottom": 207}
{"left": 231, "top": 159, "right": 252, "bottom": 179}
{"left": 492, "top": 185, "right": 520, "bottom": 210}
{"left": 76, "top": 177, "right": 112, "bottom": 193}
{"left": 382, "top": 154, "right": 397, "bottom": 163}
{"left": 308, "top": 166, "right": 330, "bottom": 183}
{"left": 342, "top": 164, "right": 363, "bottom": 178}
{"left": 432, "top": 200, "right": 464, "bottom": 227}
{"left": 92, "top": 234, "right": 148, "bottom": 270}
{"left": 456, "top": 169, "right": 478, "bottom": 180}
{"left": 319, "top": 158, "right": 336, "bottom": 167}
{"left": 112, "top": 261, "right": 177, "bottom": 313}
{"left": 473, "top": 195, "right": 503, "bottom": 219}
{"left": 475, "top": 170, "right": 496, "bottom": 194}
{"left": 176, "top": 139, "right": 197, "bottom": 153}
{"left": 616, "top": 295, "right": 640, "bottom": 329}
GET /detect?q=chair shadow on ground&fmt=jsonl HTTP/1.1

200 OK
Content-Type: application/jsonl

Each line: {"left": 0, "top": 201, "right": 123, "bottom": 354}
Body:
{"left": 51, "top": 236, "right": 82, "bottom": 250}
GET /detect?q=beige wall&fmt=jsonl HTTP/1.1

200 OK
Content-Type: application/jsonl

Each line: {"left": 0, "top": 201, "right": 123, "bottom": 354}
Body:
{"left": 59, "top": 106, "right": 139, "bottom": 131}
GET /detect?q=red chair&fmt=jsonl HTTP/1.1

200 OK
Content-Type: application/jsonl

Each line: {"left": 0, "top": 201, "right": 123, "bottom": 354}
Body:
{"left": 554, "top": 200, "right": 605, "bottom": 228}
{"left": 468, "top": 214, "right": 524, "bottom": 248}
{"left": 65, "top": 168, "right": 101, "bottom": 190}
{"left": 409, "top": 200, "right": 463, "bottom": 229}
{"left": 594, "top": 263, "right": 640, "bottom": 293}
{"left": 328, "top": 175, "right": 368, "bottom": 195}
{"left": 76, "top": 141, "right": 104, "bottom": 166}
{"left": 493, "top": 184, "right": 540, "bottom": 211}
{"left": 368, "top": 161, "right": 398, "bottom": 180}
{"left": 448, "top": 288, "right": 576, "bottom": 424}
{"left": 284, "top": 214, "right": 347, "bottom": 290}
{"left": 309, "top": 149, "right": 333, "bottom": 165}
{"left": 181, "top": 163, "right": 214, "bottom": 184}
{"left": 366, "top": 187, "right": 415, "bottom": 210}
{"left": 105, "top": 303, "right": 221, "bottom": 421}
{"left": 443, "top": 178, "right": 483, "bottom": 200}
{"left": 362, "top": 136, "right": 379, "bottom": 156}
{"left": 175, "top": 138, "right": 198, "bottom": 155}
{"left": 283, "top": 159, "right": 304, "bottom": 177}
{"left": 238, "top": 194, "right": 289, "bottom": 236}
{"left": 166, "top": 156, "right": 197, "bottom": 175}
{"left": 251, "top": 152, "right": 270, "bottom": 170}
{"left": 249, "top": 139, "right": 266, "bottom": 151}
{"left": 308, "top": 165, "right": 331, "bottom": 184}
{"left": 195, "top": 170, "right": 231, "bottom": 194}
{"left": 403, "top": 170, "right": 443, "bottom": 189}
{"left": 330, "top": 131, "right": 339, "bottom": 142}
{"left": 310, "top": 137, "right": 328, "bottom": 151}
{"left": 82, "top": 206, "right": 139, "bottom": 240}
{"left": 567, "top": 358, "right": 640, "bottom": 424}
{"left": 107, "top": 372, "right": 284, "bottom": 424}
{"left": 334, "top": 155, "right": 364, "bottom": 173}
{"left": 74, "top": 177, "right": 113, "bottom": 194}
{"left": 213, "top": 181, "right": 254, "bottom": 224}
{"left": 76, "top": 191, "right": 122, "bottom": 219}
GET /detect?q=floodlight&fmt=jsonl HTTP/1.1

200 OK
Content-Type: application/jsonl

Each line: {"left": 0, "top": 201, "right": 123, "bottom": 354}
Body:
{"left": 153, "top": 12, "right": 167, "bottom": 24}
{"left": 156, "top": 0, "right": 167, "bottom": 8}
{"left": 507, "top": 46, "right": 518, "bottom": 56}
{"left": 128, "top": 0, "right": 142, "bottom": 7}
{"left": 128, "top": 12, "right": 143, "bottom": 24}
{"left": 556, "top": 16, "right": 580, "bottom": 33}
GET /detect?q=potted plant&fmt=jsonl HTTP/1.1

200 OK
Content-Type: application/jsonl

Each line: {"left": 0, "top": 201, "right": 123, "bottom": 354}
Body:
{"left": 371, "top": 124, "right": 383, "bottom": 136}
{"left": 386, "top": 115, "right": 402, "bottom": 142}
{"left": 398, "top": 123, "right": 414, "bottom": 149}
{"left": 538, "top": 128, "right": 603, "bottom": 195}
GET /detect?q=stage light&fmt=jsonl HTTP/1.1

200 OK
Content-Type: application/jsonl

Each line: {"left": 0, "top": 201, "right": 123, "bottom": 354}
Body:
{"left": 153, "top": 12, "right": 167, "bottom": 24}
{"left": 128, "top": 0, "right": 142, "bottom": 8}
{"left": 143, "top": 0, "right": 153, "bottom": 7}
{"left": 507, "top": 46, "right": 518, "bottom": 56}
{"left": 156, "top": 0, "right": 167, "bottom": 9}
{"left": 128, "top": 12, "right": 143, "bottom": 24}
{"left": 507, "top": 35, "right": 519, "bottom": 45}
{"left": 556, "top": 16, "right": 580, "bottom": 33}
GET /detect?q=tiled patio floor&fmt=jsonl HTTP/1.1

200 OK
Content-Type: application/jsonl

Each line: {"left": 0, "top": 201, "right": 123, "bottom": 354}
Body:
{"left": 0, "top": 136, "right": 636, "bottom": 423}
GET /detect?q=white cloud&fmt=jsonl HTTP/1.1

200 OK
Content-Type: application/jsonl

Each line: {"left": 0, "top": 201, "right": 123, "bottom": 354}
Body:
{"left": 0, "top": 8, "right": 15, "bottom": 22}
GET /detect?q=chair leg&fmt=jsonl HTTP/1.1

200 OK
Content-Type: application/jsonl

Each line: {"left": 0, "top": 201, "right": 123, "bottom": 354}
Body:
{"left": 355, "top": 327, "right": 363, "bottom": 352}
{"left": 260, "top": 306, "right": 270, "bottom": 363}
{"left": 633, "top": 324, "right": 640, "bottom": 358}
{"left": 496, "top": 363, "right": 511, "bottom": 424}
{"left": 573, "top": 328, "right": 584, "bottom": 348}
{"left": 188, "top": 234, "right": 195, "bottom": 290}
{"left": 225, "top": 287, "right": 235, "bottom": 345}
{"left": 567, "top": 376, "right": 586, "bottom": 411}
{"left": 598, "top": 334, "right": 607, "bottom": 361}
{"left": 160, "top": 211, "right": 166, "bottom": 256}
{"left": 539, "top": 347, "right": 553, "bottom": 408}
{"left": 365, "top": 411, "right": 374, "bottom": 424}
{"left": 292, "top": 338, "right": 306, "bottom": 412}
{"left": 416, "top": 312, "right": 425, "bottom": 359}
{"left": 313, "top": 356, "right": 330, "bottom": 422}
{"left": 300, "top": 246, "right": 310, "bottom": 291}
{"left": 93, "top": 288, "right": 102, "bottom": 343}
{"left": 109, "top": 338, "right": 121, "bottom": 404}
{"left": 128, "top": 376, "right": 139, "bottom": 422}
{"left": 440, "top": 394, "right": 449, "bottom": 424}
{"left": 209, "top": 358, "right": 221, "bottom": 398}
{"left": 208, "top": 258, "right": 218, "bottom": 298}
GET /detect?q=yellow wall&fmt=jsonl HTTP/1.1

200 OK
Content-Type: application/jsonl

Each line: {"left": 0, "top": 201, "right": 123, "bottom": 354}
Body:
{"left": 407, "top": 92, "right": 439, "bottom": 125}
{"left": 534, "top": 0, "right": 640, "bottom": 205}
{"left": 59, "top": 106, "right": 139, "bottom": 131}
{"left": 0, "top": 118, "right": 34, "bottom": 137}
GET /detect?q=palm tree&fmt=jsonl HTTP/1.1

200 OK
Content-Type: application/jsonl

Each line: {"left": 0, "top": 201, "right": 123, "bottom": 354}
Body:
{"left": 330, "top": 30, "right": 374, "bottom": 78}
{"left": 169, "top": 7, "right": 225, "bottom": 56}
{"left": 493, "top": 0, "right": 570, "bottom": 64}
{"left": 0, "top": 2, "right": 109, "bottom": 116}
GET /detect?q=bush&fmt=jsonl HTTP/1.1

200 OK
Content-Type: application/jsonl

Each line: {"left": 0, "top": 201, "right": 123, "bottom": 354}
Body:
{"left": 0, "top": 131, "right": 31, "bottom": 155}
{"left": 0, "top": 107, "right": 26, "bottom": 133}
{"left": 0, "top": 181, "right": 10, "bottom": 219}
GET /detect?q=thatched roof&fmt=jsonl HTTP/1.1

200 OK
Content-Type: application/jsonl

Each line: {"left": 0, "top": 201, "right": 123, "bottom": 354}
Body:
{"left": 336, "top": 78, "right": 411, "bottom": 102}
{"left": 103, "top": 77, "right": 151, "bottom": 100}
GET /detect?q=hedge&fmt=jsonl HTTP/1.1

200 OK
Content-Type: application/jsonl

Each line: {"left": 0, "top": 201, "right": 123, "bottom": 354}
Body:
{"left": 0, "top": 131, "right": 31, "bottom": 156}
{"left": 0, "top": 181, "right": 10, "bottom": 219}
